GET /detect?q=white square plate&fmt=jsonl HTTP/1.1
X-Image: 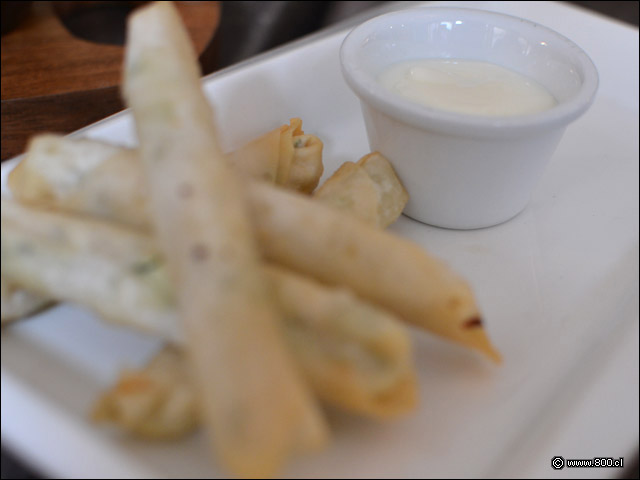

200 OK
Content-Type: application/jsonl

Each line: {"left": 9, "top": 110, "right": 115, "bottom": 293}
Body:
{"left": 2, "top": 2, "right": 638, "bottom": 478}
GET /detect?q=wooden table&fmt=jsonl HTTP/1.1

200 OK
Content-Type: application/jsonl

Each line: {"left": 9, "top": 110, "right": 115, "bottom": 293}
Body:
{"left": 1, "top": 1, "right": 221, "bottom": 161}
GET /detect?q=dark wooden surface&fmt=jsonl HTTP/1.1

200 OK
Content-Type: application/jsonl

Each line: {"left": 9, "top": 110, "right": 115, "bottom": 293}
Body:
{"left": 0, "top": 1, "right": 220, "bottom": 161}
{"left": 1, "top": 1, "right": 638, "bottom": 479}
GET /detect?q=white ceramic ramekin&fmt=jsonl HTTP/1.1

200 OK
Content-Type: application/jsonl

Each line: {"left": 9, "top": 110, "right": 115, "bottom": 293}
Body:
{"left": 340, "top": 7, "right": 598, "bottom": 229}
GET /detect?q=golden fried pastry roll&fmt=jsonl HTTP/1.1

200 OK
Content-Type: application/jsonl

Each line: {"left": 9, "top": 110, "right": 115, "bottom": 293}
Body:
{"left": 8, "top": 136, "right": 149, "bottom": 228}
{"left": 8, "top": 135, "right": 498, "bottom": 361}
{"left": 225, "top": 118, "right": 324, "bottom": 192}
{"left": 315, "top": 152, "right": 408, "bottom": 228}
{"left": 285, "top": 133, "right": 324, "bottom": 193}
{"left": 2, "top": 200, "right": 416, "bottom": 424}
{"left": 276, "top": 118, "right": 303, "bottom": 184}
{"left": 357, "top": 152, "right": 409, "bottom": 228}
{"left": 92, "top": 346, "right": 199, "bottom": 439}
{"left": 125, "top": 3, "right": 328, "bottom": 476}
{"left": 225, "top": 125, "right": 281, "bottom": 183}
{"left": 9, "top": 145, "right": 499, "bottom": 361}
{"left": 1, "top": 199, "right": 180, "bottom": 340}
{"left": 314, "top": 161, "right": 380, "bottom": 227}
{"left": 9, "top": 126, "right": 322, "bottom": 223}
{"left": 248, "top": 183, "right": 502, "bottom": 362}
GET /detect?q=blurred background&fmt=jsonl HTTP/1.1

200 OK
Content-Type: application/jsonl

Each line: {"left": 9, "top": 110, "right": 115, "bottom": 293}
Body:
{"left": 1, "top": 1, "right": 638, "bottom": 478}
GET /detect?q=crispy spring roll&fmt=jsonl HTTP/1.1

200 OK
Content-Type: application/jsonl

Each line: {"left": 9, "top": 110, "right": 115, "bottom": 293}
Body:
{"left": 1, "top": 199, "right": 416, "bottom": 420}
{"left": 314, "top": 161, "right": 380, "bottom": 227}
{"left": 9, "top": 133, "right": 326, "bottom": 228}
{"left": 92, "top": 346, "right": 199, "bottom": 439}
{"left": 285, "top": 132, "right": 324, "bottom": 193}
{"left": 124, "top": 3, "right": 327, "bottom": 477}
{"left": 357, "top": 152, "right": 409, "bottom": 228}
{"left": 9, "top": 137, "right": 150, "bottom": 228}
{"left": 225, "top": 118, "right": 323, "bottom": 191}
{"left": 1, "top": 277, "right": 51, "bottom": 325}
{"left": 315, "top": 152, "right": 409, "bottom": 228}
{"left": 248, "top": 183, "right": 502, "bottom": 363}
{"left": 1, "top": 199, "right": 180, "bottom": 340}
{"left": 275, "top": 118, "right": 302, "bottom": 184}
{"left": 271, "top": 266, "right": 416, "bottom": 417}
{"left": 226, "top": 125, "right": 281, "bottom": 182}
{"left": 93, "top": 267, "right": 416, "bottom": 439}
{"left": 95, "top": 286, "right": 417, "bottom": 438}
{"left": 9, "top": 125, "right": 323, "bottom": 229}
{"left": 9, "top": 140, "right": 499, "bottom": 359}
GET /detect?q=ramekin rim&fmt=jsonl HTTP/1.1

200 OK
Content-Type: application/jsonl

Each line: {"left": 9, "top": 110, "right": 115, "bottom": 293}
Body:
{"left": 339, "top": 7, "right": 599, "bottom": 137}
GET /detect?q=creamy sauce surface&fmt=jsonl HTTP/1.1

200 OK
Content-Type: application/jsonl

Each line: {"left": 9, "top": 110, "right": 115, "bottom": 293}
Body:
{"left": 378, "top": 59, "right": 557, "bottom": 116}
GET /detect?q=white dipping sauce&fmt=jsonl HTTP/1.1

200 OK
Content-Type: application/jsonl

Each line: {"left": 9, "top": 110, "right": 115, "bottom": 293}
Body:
{"left": 378, "top": 59, "right": 556, "bottom": 116}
